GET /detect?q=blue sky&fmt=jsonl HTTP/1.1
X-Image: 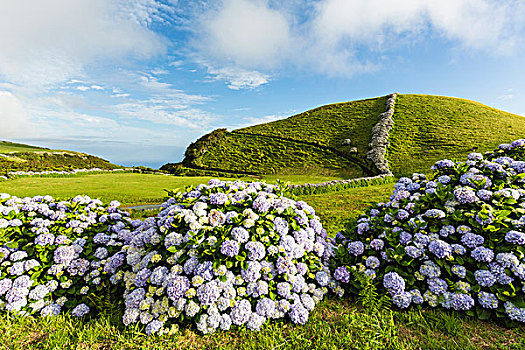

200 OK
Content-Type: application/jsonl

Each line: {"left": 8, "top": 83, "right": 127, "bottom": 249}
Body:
{"left": 0, "top": 0, "right": 524, "bottom": 168}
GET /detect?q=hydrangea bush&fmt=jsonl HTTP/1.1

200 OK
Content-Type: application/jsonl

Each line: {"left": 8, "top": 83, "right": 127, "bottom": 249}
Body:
{"left": 120, "top": 179, "right": 338, "bottom": 335}
{"left": 330, "top": 139, "right": 525, "bottom": 323}
{"left": 0, "top": 194, "right": 138, "bottom": 317}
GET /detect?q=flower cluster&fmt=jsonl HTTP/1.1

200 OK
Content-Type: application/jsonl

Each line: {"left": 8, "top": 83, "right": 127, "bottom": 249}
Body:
{"left": 330, "top": 139, "right": 525, "bottom": 323}
{"left": 6, "top": 168, "right": 128, "bottom": 178}
{"left": 120, "top": 179, "right": 336, "bottom": 335}
{"left": 0, "top": 194, "right": 136, "bottom": 317}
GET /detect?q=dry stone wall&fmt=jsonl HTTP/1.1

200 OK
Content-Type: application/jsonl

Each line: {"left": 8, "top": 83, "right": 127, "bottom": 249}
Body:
{"left": 292, "top": 93, "right": 397, "bottom": 190}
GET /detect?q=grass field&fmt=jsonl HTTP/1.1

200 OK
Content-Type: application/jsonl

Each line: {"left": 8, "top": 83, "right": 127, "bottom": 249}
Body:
{"left": 0, "top": 140, "right": 120, "bottom": 173}
{"left": 238, "top": 96, "right": 387, "bottom": 157}
{"left": 0, "top": 174, "right": 219, "bottom": 205}
{"left": 194, "top": 132, "right": 365, "bottom": 178}
{"left": 177, "top": 96, "right": 387, "bottom": 177}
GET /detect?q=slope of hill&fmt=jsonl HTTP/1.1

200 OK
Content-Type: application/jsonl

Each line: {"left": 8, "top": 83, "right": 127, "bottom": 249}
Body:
{"left": 0, "top": 141, "right": 119, "bottom": 173}
{"left": 164, "top": 94, "right": 525, "bottom": 179}
{"left": 0, "top": 140, "right": 49, "bottom": 153}
{"left": 387, "top": 94, "right": 525, "bottom": 176}
{"left": 168, "top": 96, "right": 388, "bottom": 177}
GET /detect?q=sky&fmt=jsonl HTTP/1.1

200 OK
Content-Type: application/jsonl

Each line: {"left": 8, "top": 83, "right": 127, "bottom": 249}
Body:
{"left": 0, "top": 0, "right": 524, "bottom": 168}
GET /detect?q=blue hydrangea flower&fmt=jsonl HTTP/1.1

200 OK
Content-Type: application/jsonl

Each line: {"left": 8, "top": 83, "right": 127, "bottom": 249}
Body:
{"left": 474, "top": 270, "right": 496, "bottom": 287}
{"left": 221, "top": 240, "right": 240, "bottom": 257}
{"left": 428, "top": 239, "right": 452, "bottom": 258}
{"left": 383, "top": 272, "right": 405, "bottom": 296}
{"left": 471, "top": 247, "right": 494, "bottom": 263}
{"left": 347, "top": 241, "right": 364, "bottom": 256}
{"left": 478, "top": 291, "right": 498, "bottom": 309}
{"left": 505, "top": 230, "right": 525, "bottom": 245}
{"left": 451, "top": 293, "right": 475, "bottom": 311}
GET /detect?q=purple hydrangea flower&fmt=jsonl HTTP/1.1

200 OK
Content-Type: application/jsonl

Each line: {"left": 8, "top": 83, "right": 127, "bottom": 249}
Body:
{"left": 347, "top": 241, "right": 364, "bottom": 256}
{"left": 334, "top": 266, "right": 350, "bottom": 283}
{"left": 454, "top": 187, "right": 478, "bottom": 204}
{"left": 505, "top": 231, "right": 525, "bottom": 245}
{"left": 221, "top": 240, "right": 240, "bottom": 257}
{"left": 471, "top": 247, "right": 494, "bottom": 263}
{"left": 383, "top": 272, "right": 405, "bottom": 296}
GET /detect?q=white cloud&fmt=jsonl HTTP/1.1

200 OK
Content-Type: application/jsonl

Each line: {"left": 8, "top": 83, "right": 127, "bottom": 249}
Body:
{"left": 498, "top": 89, "right": 515, "bottom": 101}
{"left": 241, "top": 114, "right": 284, "bottom": 126}
{"left": 113, "top": 100, "right": 213, "bottom": 129}
{"left": 197, "top": 0, "right": 291, "bottom": 68}
{"left": 205, "top": 65, "right": 270, "bottom": 90}
{"left": 191, "top": 0, "right": 525, "bottom": 81}
{"left": 0, "top": 0, "right": 168, "bottom": 86}
{"left": 0, "top": 91, "right": 34, "bottom": 139}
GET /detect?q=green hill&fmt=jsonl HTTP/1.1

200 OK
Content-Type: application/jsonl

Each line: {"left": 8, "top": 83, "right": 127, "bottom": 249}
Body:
{"left": 0, "top": 140, "right": 49, "bottom": 153}
{"left": 388, "top": 94, "right": 525, "bottom": 175}
{"left": 164, "top": 96, "right": 388, "bottom": 178}
{"left": 0, "top": 140, "right": 119, "bottom": 173}
{"left": 163, "top": 94, "right": 525, "bottom": 179}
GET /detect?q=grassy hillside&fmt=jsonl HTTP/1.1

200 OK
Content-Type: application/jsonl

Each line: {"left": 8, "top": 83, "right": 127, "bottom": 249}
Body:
{"left": 0, "top": 140, "right": 119, "bottom": 173}
{"left": 175, "top": 96, "right": 388, "bottom": 177}
{"left": 191, "top": 132, "right": 365, "bottom": 178}
{"left": 388, "top": 94, "right": 525, "bottom": 176}
{"left": 238, "top": 96, "right": 387, "bottom": 154}
{"left": 0, "top": 140, "right": 49, "bottom": 153}
{"left": 172, "top": 94, "right": 525, "bottom": 180}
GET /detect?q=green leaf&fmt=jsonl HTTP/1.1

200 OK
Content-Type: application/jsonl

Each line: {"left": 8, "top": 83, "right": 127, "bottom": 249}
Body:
{"left": 476, "top": 307, "right": 492, "bottom": 320}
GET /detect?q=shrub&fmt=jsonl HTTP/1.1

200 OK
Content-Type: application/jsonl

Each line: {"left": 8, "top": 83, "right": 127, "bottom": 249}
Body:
{"left": 0, "top": 194, "right": 139, "bottom": 317}
{"left": 331, "top": 139, "right": 525, "bottom": 323}
{"left": 120, "top": 179, "right": 339, "bottom": 335}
